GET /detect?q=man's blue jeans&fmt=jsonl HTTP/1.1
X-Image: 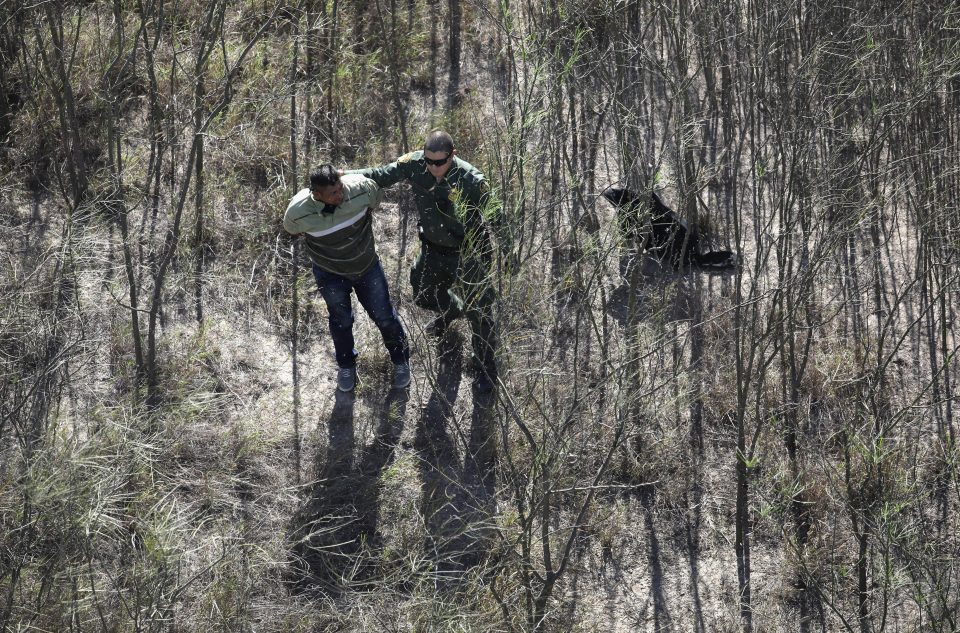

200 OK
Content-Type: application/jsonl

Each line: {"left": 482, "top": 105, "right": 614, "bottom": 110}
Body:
{"left": 312, "top": 260, "right": 409, "bottom": 369}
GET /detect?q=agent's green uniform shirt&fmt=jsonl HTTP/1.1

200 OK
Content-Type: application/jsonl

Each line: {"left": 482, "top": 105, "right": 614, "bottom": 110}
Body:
{"left": 282, "top": 174, "right": 384, "bottom": 279}
{"left": 350, "top": 151, "right": 500, "bottom": 250}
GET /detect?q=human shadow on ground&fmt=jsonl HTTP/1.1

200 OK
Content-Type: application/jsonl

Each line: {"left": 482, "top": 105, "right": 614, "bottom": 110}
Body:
{"left": 415, "top": 331, "right": 498, "bottom": 585}
{"left": 287, "top": 386, "right": 409, "bottom": 592}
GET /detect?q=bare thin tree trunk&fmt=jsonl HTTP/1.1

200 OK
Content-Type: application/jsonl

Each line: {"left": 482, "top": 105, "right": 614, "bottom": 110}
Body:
{"left": 191, "top": 0, "right": 227, "bottom": 325}
{"left": 372, "top": 0, "right": 409, "bottom": 151}
{"left": 39, "top": 2, "right": 88, "bottom": 211}
{"left": 193, "top": 68, "right": 206, "bottom": 322}
{"left": 429, "top": 0, "right": 438, "bottom": 108}
{"left": 325, "top": 0, "right": 339, "bottom": 154}
{"left": 0, "top": 9, "right": 18, "bottom": 145}
{"left": 446, "top": 0, "right": 461, "bottom": 109}
{"left": 290, "top": 5, "right": 303, "bottom": 485}
{"left": 103, "top": 0, "right": 146, "bottom": 390}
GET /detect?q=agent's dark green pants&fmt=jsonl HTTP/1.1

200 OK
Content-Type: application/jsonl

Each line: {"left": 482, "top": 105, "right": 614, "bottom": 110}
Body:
{"left": 411, "top": 242, "right": 497, "bottom": 378}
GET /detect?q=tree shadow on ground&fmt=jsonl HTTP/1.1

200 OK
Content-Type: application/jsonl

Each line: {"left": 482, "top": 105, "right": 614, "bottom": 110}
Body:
{"left": 597, "top": 485, "right": 677, "bottom": 632}
{"left": 604, "top": 251, "right": 705, "bottom": 629}
{"left": 415, "top": 331, "right": 498, "bottom": 586}
{"left": 639, "top": 486, "right": 674, "bottom": 632}
{"left": 287, "top": 386, "right": 409, "bottom": 593}
{"left": 607, "top": 252, "right": 734, "bottom": 325}
{"left": 685, "top": 273, "right": 708, "bottom": 633}
{"left": 607, "top": 254, "right": 682, "bottom": 325}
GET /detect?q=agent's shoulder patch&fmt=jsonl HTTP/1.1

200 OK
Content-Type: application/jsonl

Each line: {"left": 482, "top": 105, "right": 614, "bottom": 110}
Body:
{"left": 461, "top": 171, "right": 489, "bottom": 196}
{"left": 397, "top": 152, "right": 416, "bottom": 164}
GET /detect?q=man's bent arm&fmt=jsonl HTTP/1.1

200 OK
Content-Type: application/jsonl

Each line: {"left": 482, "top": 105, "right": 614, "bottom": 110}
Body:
{"left": 351, "top": 176, "right": 385, "bottom": 210}
{"left": 283, "top": 199, "right": 305, "bottom": 235}
{"left": 347, "top": 153, "right": 419, "bottom": 189}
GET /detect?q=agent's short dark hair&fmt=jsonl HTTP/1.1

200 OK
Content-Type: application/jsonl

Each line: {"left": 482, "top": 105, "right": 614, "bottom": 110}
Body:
{"left": 423, "top": 130, "right": 454, "bottom": 154}
{"left": 309, "top": 164, "right": 339, "bottom": 189}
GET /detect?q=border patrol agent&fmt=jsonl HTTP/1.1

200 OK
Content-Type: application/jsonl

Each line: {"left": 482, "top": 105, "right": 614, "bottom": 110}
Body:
{"left": 350, "top": 130, "right": 506, "bottom": 391}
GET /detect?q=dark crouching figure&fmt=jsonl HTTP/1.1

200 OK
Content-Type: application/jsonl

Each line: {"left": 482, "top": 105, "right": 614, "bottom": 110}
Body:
{"left": 602, "top": 186, "right": 737, "bottom": 271}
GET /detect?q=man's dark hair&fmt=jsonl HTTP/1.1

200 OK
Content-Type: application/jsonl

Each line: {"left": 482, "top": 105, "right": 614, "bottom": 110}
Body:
{"left": 423, "top": 130, "right": 454, "bottom": 154}
{"left": 310, "top": 164, "right": 339, "bottom": 189}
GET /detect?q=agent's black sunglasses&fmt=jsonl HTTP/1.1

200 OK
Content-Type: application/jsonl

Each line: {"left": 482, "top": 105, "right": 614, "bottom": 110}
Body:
{"left": 423, "top": 153, "right": 452, "bottom": 166}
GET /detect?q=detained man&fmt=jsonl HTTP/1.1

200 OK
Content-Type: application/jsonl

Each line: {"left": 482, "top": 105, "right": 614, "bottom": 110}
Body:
{"left": 283, "top": 165, "right": 410, "bottom": 392}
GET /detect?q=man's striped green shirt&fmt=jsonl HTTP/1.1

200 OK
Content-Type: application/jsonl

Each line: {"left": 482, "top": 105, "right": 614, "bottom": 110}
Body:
{"left": 283, "top": 174, "right": 384, "bottom": 279}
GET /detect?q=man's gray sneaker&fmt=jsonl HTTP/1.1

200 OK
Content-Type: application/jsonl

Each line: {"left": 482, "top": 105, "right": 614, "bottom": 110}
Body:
{"left": 337, "top": 367, "right": 357, "bottom": 392}
{"left": 393, "top": 362, "right": 411, "bottom": 389}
